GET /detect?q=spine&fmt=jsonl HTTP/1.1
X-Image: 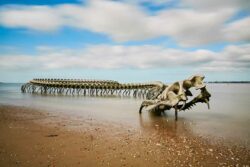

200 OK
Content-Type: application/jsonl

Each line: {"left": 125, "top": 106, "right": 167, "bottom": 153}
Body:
{"left": 21, "top": 79, "right": 162, "bottom": 98}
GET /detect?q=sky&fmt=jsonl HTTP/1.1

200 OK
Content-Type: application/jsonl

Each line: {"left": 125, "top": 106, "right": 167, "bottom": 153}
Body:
{"left": 0, "top": 0, "right": 250, "bottom": 83}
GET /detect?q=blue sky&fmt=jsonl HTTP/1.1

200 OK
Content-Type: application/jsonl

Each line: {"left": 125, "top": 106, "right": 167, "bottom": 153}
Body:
{"left": 0, "top": 0, "right": 250, "bottom": 82}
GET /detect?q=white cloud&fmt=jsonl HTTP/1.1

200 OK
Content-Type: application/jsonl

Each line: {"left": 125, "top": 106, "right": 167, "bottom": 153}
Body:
{"left": 149, "top": 8, "right": 235, "bottom": 46}
{"left": 0, "top": 5, "right": 62, "bottom": 31}
{"left": 199, "top": 44, "right": 250, "bottom": 71}
{"left": 0, "top": 44, "right": 249, "bottom": 72}
{"left": 0, "top": 0, "right": 249, "bottom": 46}
{"left": 123, "top": 0, "right": 175, "bottom": 6}
{"left": 58, "top": 1, "right": 154, "bottom": 41}
{"left": 181, "top": 0, "right": 250, "bottom": 10}
{"left": 223, "top": 17, "right": 250, "bottom": 42}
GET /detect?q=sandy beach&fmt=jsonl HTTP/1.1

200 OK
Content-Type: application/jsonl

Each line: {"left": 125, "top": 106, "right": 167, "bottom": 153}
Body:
{"left": 0, "top": 105, "right": 249, "bottom": 167}
{"left": 1, "top": 0, "right": 250, "bottom": 166}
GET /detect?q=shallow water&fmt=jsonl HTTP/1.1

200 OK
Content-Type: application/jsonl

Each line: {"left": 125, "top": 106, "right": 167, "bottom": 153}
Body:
{"left": 0, "top": 83, "right": 249, "bottom": 146}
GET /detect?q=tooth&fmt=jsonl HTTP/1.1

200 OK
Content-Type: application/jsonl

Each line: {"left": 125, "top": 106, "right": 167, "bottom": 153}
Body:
{"left": 180, "top": 101, "right": 186, "bottom": 110}
{"left": 205, "top": 99, "right": 210, "bottom": 109}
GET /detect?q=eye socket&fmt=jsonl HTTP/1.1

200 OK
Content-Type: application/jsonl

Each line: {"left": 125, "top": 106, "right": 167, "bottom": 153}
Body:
{"left": 173, "top": 89, "right": 178, "bottom": 94}
{"left": 185, "top": 90, "right": 193, "bottom": 96}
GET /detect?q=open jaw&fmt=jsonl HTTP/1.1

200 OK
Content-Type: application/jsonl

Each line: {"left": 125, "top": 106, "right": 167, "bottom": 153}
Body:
{"left": 140, "top": 86, "right": 211, "bottom": 113}
{"left": 177, "top": 87, "right": 211, "bottom": 111}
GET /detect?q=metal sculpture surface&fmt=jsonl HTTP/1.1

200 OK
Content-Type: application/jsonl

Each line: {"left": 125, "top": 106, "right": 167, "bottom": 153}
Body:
{"left": 21, "top": 75, "right": 211, "bottom": 120}
{"left": 139, "top": 75, "right": 211, "bottom": 120}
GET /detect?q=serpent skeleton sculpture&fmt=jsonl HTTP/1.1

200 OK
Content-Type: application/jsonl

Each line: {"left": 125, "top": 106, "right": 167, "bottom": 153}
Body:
{"left": 21, "top": 74, "right": 211, "bottom": 121}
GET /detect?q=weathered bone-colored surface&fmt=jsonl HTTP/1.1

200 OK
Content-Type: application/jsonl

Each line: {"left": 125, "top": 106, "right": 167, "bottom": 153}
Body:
{"left": 21, "top": 79, "right": 160, "bottom": 97}
{"left": 21, "top": 75, "right": 211, "bottom": 120}
{"left": 139, "top": 75, "right": 211, "bottom": 120}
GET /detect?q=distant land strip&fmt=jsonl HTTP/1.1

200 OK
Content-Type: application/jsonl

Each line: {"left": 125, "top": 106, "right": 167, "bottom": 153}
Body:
{"left": 206, "top": 81, "right": 250, "bottom": 84}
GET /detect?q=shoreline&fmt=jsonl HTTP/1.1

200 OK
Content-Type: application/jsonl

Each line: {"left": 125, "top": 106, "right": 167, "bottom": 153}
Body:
{"left": 0, "top": 105, "right": 249, "bottom": 166}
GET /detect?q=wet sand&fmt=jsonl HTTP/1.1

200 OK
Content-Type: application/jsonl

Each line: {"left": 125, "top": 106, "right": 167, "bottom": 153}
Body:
{"left": 0, "top": 105, "right": 249, "bottom": 167}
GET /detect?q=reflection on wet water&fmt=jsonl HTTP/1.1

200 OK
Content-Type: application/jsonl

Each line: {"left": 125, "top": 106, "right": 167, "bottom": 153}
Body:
{"left": 0, "top": 83, "right": 249, "bottom": 146}
{"left": 139, "top": 112, "right": 192, "bottom": 138}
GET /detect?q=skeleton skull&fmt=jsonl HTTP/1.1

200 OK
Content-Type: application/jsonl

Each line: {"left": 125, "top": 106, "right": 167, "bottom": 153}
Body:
{"left": 139, "top": 75, "right": 211, "bottom": 120}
